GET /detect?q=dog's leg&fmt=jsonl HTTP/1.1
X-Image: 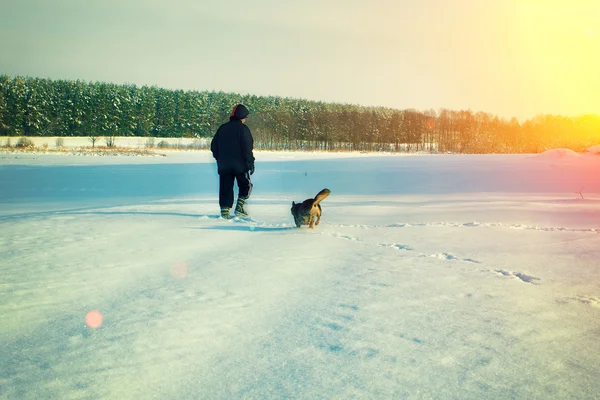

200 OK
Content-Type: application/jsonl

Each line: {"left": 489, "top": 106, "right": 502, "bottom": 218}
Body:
{"left": 315, "top": 204, "right": 322, "bottom": 226}
{"left": 309, "top": 216, "right": 315, "bottom": 229}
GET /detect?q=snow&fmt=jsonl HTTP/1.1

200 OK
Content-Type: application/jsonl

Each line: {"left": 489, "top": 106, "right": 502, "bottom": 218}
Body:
{"left": 587, "top": 145, "right": 600, "bottom": 155}
{"left": 1, "top": 150, "right": 600, "bottom": 399}
{"left": 536, "top": 148, "right": 581, "bottom": 159}
{"left": 0, "top": 136, "right": 211, "bottom": 150}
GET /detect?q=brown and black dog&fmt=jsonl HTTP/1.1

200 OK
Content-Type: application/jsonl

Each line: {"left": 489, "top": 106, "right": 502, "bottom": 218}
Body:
{"left": 291, "top": 188, "right": 331, "bottom": 228}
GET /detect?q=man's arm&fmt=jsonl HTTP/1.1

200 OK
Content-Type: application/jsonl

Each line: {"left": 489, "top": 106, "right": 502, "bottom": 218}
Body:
{"left": 210, "top": 129, "right": 219, "bottom": 160}
{"left": 242, "top": 125, "right": 255, "bottom": 172}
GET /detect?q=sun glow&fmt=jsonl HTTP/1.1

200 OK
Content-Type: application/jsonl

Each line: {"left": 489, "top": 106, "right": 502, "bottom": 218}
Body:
{"left": 514, "top": 0, "right": 600, "bottom": 116}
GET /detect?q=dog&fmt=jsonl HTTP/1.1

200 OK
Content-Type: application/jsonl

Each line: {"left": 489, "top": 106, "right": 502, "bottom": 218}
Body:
{"left": 291, "top": 188, "right": 331, "bottom": 228}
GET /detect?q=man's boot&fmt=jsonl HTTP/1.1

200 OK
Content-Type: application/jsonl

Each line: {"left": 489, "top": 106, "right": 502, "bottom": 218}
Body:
{"left": 234, "top": 197, "right": 249, "bottom": 218}
{"left": 220, "top": 207, "right": 230, "bottom": 219}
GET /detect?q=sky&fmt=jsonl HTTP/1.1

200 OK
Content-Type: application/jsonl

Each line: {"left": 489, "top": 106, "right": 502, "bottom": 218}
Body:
{"left": 2, "top": 149, "right": 600, "bottom": 398}
{"left": 1, "top": 0, "right": 599, "bottom": 120}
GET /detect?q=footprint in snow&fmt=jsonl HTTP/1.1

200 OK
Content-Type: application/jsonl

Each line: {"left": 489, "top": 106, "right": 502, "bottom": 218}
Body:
{"left": 421, "top": 252, "right": 482, "bottom": 264}
{"left": 380, "top": 243, "right": 413, "bottom": 251}
{"left": 493, "top": 269, "right": 540, "bottom": 285}
{"left": 560, "top": 295, "right": 600, "bottom": 309}
{"left": 331, "top": 233, "right": 360, "bottom": 241}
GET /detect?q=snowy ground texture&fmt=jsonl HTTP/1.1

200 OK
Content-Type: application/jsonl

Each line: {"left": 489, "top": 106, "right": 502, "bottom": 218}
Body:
{"left": 1, "top": 149, "right": 600, "bottom": 400}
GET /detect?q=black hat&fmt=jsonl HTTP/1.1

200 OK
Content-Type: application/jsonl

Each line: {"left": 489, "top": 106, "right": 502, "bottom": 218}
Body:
{"left": 230, "top": 104, "right": 249, "bottom": 120}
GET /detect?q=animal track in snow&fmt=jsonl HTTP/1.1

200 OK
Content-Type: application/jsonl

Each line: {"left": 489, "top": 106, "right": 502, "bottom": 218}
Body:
{"left": 330, "top": 233, "right": 360, "bottom": 241}
{"left": 397, "top": 332, "right": 425, "bottom": 345}
{"left": 492, "top": 269, "right": 540, "bottom": 285}
{"left": 315, "top": 304, "right": 361, "bottom": 354}
{"left": 349, "top": 347, "right": 380, "bottom": 360}
{"left": 325, "top": 321, "right": 346, "bottom": 331}
{"left": 421, "top": 252, "right": 482, "bottom": 264}
{"left": 566, "top": 295, "right": 600, "bottom": 309}
{"left": 333, "top": 221, "right": 599, "bottom": 234}
{"left": 379, "top": 243, "right": 413, "bottom": 251}
{"left": 329, "top": 228, "right": 549, "bottom": 286}
{"left": 379, "top": 244, "right": 482, "bottom": 265}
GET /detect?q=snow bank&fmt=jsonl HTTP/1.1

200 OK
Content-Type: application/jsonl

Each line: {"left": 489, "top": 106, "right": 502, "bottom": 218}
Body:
{"left": 586, "top": 145, "right": 600, "bottom": 155}
{"left": 535, "top": 148, "right": 580, "bottom": 159}
{"left": 0, "top": 136, "right": 210, "bottom": 149}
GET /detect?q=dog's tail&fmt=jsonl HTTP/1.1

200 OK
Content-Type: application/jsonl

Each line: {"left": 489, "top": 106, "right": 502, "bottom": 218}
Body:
{"left": 313, "top": 188, "right": 331, "bottom": 206}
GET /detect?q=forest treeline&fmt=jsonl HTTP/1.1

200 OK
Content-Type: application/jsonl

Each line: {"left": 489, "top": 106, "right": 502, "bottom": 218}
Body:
{"left": 1, "top": 75, "right": 599, "bottom": 153}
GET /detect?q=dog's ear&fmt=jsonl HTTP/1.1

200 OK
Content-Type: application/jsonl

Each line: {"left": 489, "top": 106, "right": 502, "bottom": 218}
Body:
{"left": 292, "top": 201, "right": 295, "bottom": 206}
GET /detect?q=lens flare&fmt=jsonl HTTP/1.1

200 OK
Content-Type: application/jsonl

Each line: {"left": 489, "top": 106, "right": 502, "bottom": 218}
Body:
{"left": 85, "top": 310, "right": 103, "bottom": 329}
{"left": 171, "top": 262, "right": 188, "bottom": 279}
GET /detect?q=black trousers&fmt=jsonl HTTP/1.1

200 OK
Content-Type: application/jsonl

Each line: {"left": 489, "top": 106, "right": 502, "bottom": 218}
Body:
{"left": 219, "top": 171, "right": 252, "bottom": 208}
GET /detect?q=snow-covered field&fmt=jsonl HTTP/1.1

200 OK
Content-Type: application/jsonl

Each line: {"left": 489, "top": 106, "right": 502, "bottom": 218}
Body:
{"left": 0, "top": 136, "right": 210, "bottom": 150}
{"left": 1, "top": 150, "right": 599, "bottom": 399}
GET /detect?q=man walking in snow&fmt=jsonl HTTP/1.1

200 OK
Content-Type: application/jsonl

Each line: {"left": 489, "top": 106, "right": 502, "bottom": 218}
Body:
{"left": 210, "top": 104, "right": 255, "bottom": 219}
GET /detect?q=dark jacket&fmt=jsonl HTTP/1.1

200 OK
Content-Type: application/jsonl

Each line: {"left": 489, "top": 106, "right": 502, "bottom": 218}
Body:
{"left": 211, "top": 119, "right": 255, "bottom": 175}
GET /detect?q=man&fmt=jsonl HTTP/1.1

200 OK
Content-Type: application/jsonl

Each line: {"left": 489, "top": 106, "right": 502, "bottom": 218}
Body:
{"left": 210, "top": 104, "right": 255, "bottom": 219}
